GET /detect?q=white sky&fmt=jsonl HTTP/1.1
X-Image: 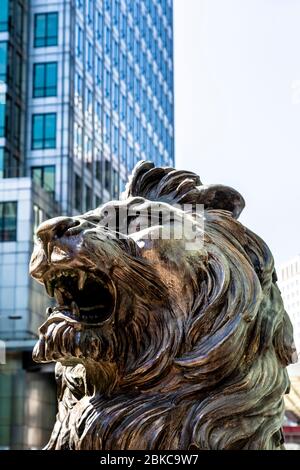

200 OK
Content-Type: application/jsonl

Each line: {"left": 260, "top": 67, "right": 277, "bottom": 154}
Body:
{"left": 174, "top": 0, "right": 300, "bottom": 266}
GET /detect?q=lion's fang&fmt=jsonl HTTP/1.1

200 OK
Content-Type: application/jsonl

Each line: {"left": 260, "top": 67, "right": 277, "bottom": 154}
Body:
{"left": 45, "top": 281, "right": 54, "bottom": 297}
{"left": 78, "top": 271, "right": 88, "bottom": 290}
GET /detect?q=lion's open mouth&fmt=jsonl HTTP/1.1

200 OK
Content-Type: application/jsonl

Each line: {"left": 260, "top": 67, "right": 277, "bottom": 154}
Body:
{"left": 43, "top": 269, "right": 115, "bottom": 325}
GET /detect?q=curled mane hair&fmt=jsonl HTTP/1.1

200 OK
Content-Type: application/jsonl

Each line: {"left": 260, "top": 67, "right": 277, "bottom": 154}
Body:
{"left": 50, "top": 161, "right": 296, "bottom": 450}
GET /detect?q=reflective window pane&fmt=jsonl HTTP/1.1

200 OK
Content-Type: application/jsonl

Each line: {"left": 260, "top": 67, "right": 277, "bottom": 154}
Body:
{"left": 34, "top": 13, "right": 58, "bottom": 47}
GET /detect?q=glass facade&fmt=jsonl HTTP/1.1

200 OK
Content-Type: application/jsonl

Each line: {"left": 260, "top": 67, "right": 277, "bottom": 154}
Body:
{"left": 0, "top": 0, "right": 26, "bottom": 179}
{"left": 72, "top": 0, "right": 174, "bottom": 212}
{"left": 27, "top": 0, "right": 174, "bottom": 213}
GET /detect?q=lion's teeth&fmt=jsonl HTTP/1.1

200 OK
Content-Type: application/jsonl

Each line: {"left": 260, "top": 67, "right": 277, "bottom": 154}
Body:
{"left": 81, "top": 304, "right": 104, "bottom": 311}
{"left": 71, "top": 301, "right": 80, "bottom": 319}
{"left": 45, "top": 281, "right": 54, "bottom": 297}
{"left": 78, "top": 271, "right": 87, "bottom": 290}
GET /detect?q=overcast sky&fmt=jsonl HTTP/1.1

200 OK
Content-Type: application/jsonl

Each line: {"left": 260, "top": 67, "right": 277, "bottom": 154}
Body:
{"left": 174, "top": 0, "right": 300, "bottom": 266}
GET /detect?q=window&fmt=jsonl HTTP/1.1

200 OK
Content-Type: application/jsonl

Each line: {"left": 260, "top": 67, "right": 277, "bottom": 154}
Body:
{"left": 0, "top": 94, "right": 5, "bottom": 137}
{"left": 0, "top": 202, "right": 17, "bottom": 241}
{"left": 112, "top": 80, "right": 118, "bottom": 110}
{"left": 76, "top": 0, "right": 84, "bottom": 12}
{"left": 96, "top": 55, "right": 102, "bottom": 86}
{"left": 34, "top": 12, "right": 58, "bottom": 47}
{"left": 85, "top": 86, "right": 93, "bottom": 121}
{"left": 141, "top": 126, "right": 147, "bottom": 151}
{"left": 121, "top": 12, "right": 126, "bottom": 38}
{"left": 104, "top": 68, "right": 111, "bottom": 97}
{"left": 96, "top": 11, "right": 103, "bottom": 41}
{"left": 133, "top": 1, "right": 140, "bottom": 22}
{"left": 32, "top": 166, "right": 55, "bottom": 196}
{"left": 128, "top": 145, "right": 134, "bottom": 170}
{"left": 0, "top": 147, "right": 7, "bottom": 178}
{"left": 112, "top": 0, "right": 119, "bottom": 26}
{"left": 13, "top": 103, "right": 21, "bottom": 148}
{"left": 87, "top": 0, "right": 93, "bottom": 26}
{"left": 127, "top": 26, "right": 133, "bottom": 50}
{"left": 74, "top": 122, "right": 83, "bottom": 159}
{"left": 84, "top": 135, "right": 92, "bottom": 169}
{"left": 0, "top": 42, "right": 7, "bottom": 82}
{"left": 15, "top": 52, "right": 22, "bottom": 95}
{"left": 133, "top": 39, "right": 139, "bottom": 61}
{"left": 32, "top": 113, "right": 56, "bottom": 149}
{"left": 119, "top": 177, "right": 126, "bottom": 194}
{"left": 105, "top": 112, "right": 111, "bottom": 144}
{"left": 127, "top": 104, "right": 133, "bottom": 131}
{"left": 105, "top": 25, "right": 111, "bottom": 53}
{"left": 95, "top": 101, "right": 102, "bottom": 130}
{"left": 74, "top": 174, "right": 82, "bottom": 211}
{"left": 33, "top": 62, "right": 57, "bottom": 97}
{"left": 140, "top": 50, "right": 146, "bottom": 75}
{"left": 104, "top": 0, "right": 111, "bottom": 11}
{"left": 121, "top": 135, "right": 126, "bottom": 163}
{"left": 0, "top": 0, "right": 9, "bottom": 32}
{"left": 127, "top": 63, "right": 134, "bottom": 91}
{"left": 120, "top": 52, "right": 126, "bottom": 79}
{"left": 113, "top": 123, "right": 119, "bottom": 154}
{"left": 134, "top": 114, "right": 140, "bottom": 141}
{"left": 134, "top": 75, "right": 140, "bottom": 101}
{"left": 85, "top": 185, "right": 92, "bottom": 211}
{"left": 112, "top": 168, "right": 118, "bottom": 198}
{"left": 95, "top": 149, "right": 102, "bottom": 182}
{"left": 112, "top": 38, "right": 119, "bottom": 66}
{"left": 105, "top": 159, "right": 111, "bottom": 191}
{"left": 86, "top": 39, "right": 93, "bottom": 72}
{"left": 75, "top": 72, "right": 83, "bottom": 108}
{"left": 120, "top": 92, "right": 126, "bottom": 120}
{"left": 16, "top": 2, "right": 23, "bottom": 43}
{"left": 142, "top": 88, "right": 147, "bottom": 111}
{"left": 76, "top": 24, "right": 83, "bottom": 58}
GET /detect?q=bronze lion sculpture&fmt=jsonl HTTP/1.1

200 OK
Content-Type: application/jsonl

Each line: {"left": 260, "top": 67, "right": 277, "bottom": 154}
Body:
{"left": 30, "top": 161, "right": 296, "bottom": 450}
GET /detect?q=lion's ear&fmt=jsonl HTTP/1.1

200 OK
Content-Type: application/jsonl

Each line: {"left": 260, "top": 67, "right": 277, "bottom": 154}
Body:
{"left": 193, "top": 184, "right": 245, "bottom": 219}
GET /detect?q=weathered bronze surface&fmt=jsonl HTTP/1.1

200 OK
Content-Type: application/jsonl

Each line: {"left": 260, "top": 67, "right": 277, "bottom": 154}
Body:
{"left": 30, "top": 161, "right": 296, "bottom": 450}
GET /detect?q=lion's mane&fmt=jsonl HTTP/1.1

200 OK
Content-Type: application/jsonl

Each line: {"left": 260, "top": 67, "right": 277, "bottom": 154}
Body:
{"left": 45, "top": 162, "right": 296, "bottom": 450}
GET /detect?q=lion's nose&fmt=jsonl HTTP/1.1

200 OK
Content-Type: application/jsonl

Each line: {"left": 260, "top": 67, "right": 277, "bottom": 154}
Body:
{"left": 36, "top": 216, "right": 80, "bottom": 244}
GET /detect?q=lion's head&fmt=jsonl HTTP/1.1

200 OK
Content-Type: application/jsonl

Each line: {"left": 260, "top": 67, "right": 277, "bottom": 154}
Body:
{"left": 30, "top": 161, "right": 296, "bottom": 450}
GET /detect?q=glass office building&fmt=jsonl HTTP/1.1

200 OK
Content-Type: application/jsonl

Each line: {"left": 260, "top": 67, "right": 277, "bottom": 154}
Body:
{"left": 0, "top": 0, "right": 174, "bottom": 449}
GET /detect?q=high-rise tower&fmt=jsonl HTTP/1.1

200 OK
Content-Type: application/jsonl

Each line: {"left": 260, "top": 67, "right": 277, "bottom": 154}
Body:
{"left": 0, "top": 0, "right": 174, "bottom": 448}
